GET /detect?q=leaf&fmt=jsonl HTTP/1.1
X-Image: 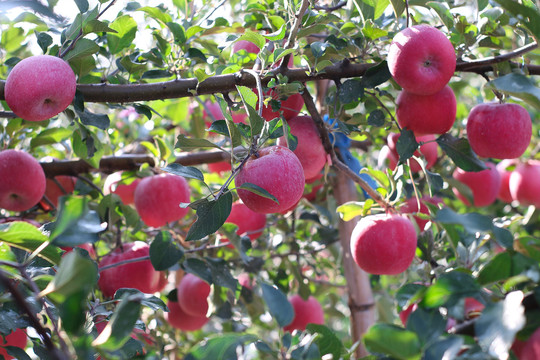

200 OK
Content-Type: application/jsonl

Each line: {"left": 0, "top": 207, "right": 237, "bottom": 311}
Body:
{"left": 363, "top": 323, "right": 422, "bottom": 360}
{"left": 30, "top": 128, "right": 73, "bottom": 149}
{"left": 361, "top": 61, "right": 391, "bottom": 88}
{"left": 261, "top": 283, "right": 294, "bottom": 328}
{"left": 424, "top": 336, "right": 464, "bottom": 360}
{"left": 336, "top": 201, "right": 365, "bottom": 221}
{"left": 205, "top": 257, "right": 238, "bottom": 290}
{"left": 396, "top": 129, "right": 419, "bottom": 162}
{"left": 76, "top": 108, "right": 110, "bottom": 130}
{"left": 305, "top": 324, "right": 344, "bottom": 360}
{"left": 188, "top": 334, "right": 258, "bottom": 360}
{"left": 175, "top": 134, "right": 225, "bottom": 151}
{"left": 183, "top": 258, "right": 213, "bottom": 284}
{"left": 63, "top": 38, "right": 100, "bottom": 61}
{"left": 338, "top": 79, "right": 364, "bottom": 104}
{"left": 236, "top": 29, "right": 265, "bottom": 50}
{"left": 137, "top": 6, "right": 172, "bottom": 24}
{"left": 434, "top": 208, "right": 493, "bottom": 233}
{"left": 436, "top": 134, "right": 487, "bottom": 171}
{"left": 367, "top": 109, "right": 385, "bottom": 126}
{"left": 74, "top": 0, "right": 89, "bottom": 13}
{"left": 478, "top": 252, "right": 513, "bottom": 284}
{"left": 149, "top": 231, "right": 184, "bottom": 271}
{"left": 389, "top": 0, "right": 405, "bottom": 17}
{"left": 114, "top": 289, "right": 168, "bottom": 311}
{"left": 83, "top": 19, "right": 117, "bottom": 35}
{"left": 237, "top": 183, "right": 279, "bottom": 203}
{"left": 0, "top": 222, "right": 61, "bottom": 265}
{"left": 0, "top": 309, "right": 30, "bottom": 335}
{"left": 310, "top": 41, "right": 330, "bottom": 58}
{"left": 107, "top": 15, "right": 137, "bottom": 54}
{"left": 494, "top": 0, "right": 540, "bottom": 41}
{"left": 36, "top": 31, "right": 53, "bottom": 54}
{"left": 185, "top": 192, "right": 233, "bottom": 241}
{"left": 237, "top": 86, "right": 265, "bottom": 137}
{"left": 486, "top": 73, "right": 540, "bottom": 111}
{"left": 427, "top": 2, "right": 454, "bottom": 30}
{"left": 422, "top": 271, "right": 480, "bottom": 308}
{"left": 162, "top": 163, "right": 204, "bottom": 182}
{"left": 406, "top": 307, "right": 446, "bottom": 345}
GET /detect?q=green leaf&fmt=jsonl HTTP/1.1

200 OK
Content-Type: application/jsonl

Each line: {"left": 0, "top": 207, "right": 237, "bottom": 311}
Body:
{"left": 310, "top": 41, "right": 330, "bottom": 58}
{"left": 149, "top": 231, "right": 184, "bottom": 270}
{"left": 205, "top": 257, "right": 238, "bottom": 290}
{"left": 183, "top": 258, "right": 213, "bottom": 284}
{"left": 188, "top": 334, "right": 258, "bottom": 359}
{"left": 30, "top": 128, "right": 73, "bottom": 149}
{"left": 215, "top": 96, "right": 242, "bottom": 148}
{"left": 114, "top": 288, "right": 168, "bottom": 311}
{"left": 107, "top": 15, "right": 137, "bottom": 54}
{"left": 62, "top": 38, "right": 100, "bottom": 61}
{"left": 76, "top": 108, "right": 110, "bottom": 130}
{"left": 137, "top": 6, "right": 172, "bottom": 24}
{"left": 406, "top": 307, "right": 446, "bottom": 345}
{"left": 361, "top": 61, "right": 391, "bottom": 88}
{"left": 421, "top": 271, "right": 480, "bottom": 308}
{"left": 59, "top": 289, "right": 87, "bottom": 334}
{"left": 162, "top": 163, "right": 204, "bottom": 182}
{"left": 236, "top": 30, "right": 265, "bottom": 50}
{"left": 93, "top": 294, "right": 142, "bottom": 351}
{"left": 175, "top": 134, "right": 225, "bottom": 151}
{"left": 363, "top": 323, "right": 422, "bottom": 360}
{"left": 436, "top": 134, "right": 487, "bottom": 171}
{"left": 434, "top": 208, "right": 493, "bottom": 233}
{"left": 424, "top": 336, "right": 464, "bottom": 360}
{"left": 396, "top": 129, "right": 419, "bottom": 163}
{"left": 185, "top": 192, "right": 233, "bottom": 241}
{"left": 389, "top": 0, "right": 405, "bottom": 17}
{"left": 0, "top": 222, "right": 61, "bottom": 265}
{"left": 74, "top": 0, "right": 89, "bottom": 12}
{"left": 478, "top": 252, "right": 512, "bottom": 284}
{"left": 261, "top": 283, "right": 294, "bottom": 328}
{"left": 427, "top": 2, "right": 454, "bottom": 30}
{"left": 237, "top": 183, "right": 279, "bottom": 204}
{"left": 494, "top": 0, "right": 540, "bottom": 40}
{"left": 167, "top": 22, "right": 185, "bottom": 45}
{"left": 305, "top": 324, "right": 344, "bottom": 360}
{"left": 338, "top": 79, "right": 364, "bottom": 104}
{"left": 336, "top": 201, "right": 365, "bottom": 221}
{"left": 486, "top": 73, "right": 540, "bottom": 111}
{"left": 82, "top": 19, "right": 117, "bottom": 35}
{"left": 0, "top": 309, "right": 31, "bottom": 335}
{"left": 36, "top": 31, "right": 53, "bottom": 54}
{"left": 263, "top": 24, "right": 286, "bottom": 41}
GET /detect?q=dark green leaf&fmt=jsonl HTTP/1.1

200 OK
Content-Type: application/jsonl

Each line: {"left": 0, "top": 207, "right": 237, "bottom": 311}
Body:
{"left": 188, "top": 334, "right": 258, "bottom": 360}
{"left": 6, "top": 347, "right": 32, "bottom": 360}
{"left": 162, "top": 163, "right": 204, "bottom": 182}
{"left": 396, "top": 129, "right": 419, "bottom": 163}
{"left": 305, "top": 324, "right": 344, "bottom": 360}
{"left": 63, "top": 38, "right": 100, "bottom": 61}
{"left": 426, "top": 170, "right": 444, "bottom": 193}
{"left": 406, "top": 307, "right": 446, "bottom": 345}
{"left": 206, "top": 257, "right": 238, "bottom": 290}
{"left": 186, "top": 48, "right": 207, "bottom": 62}
{"left": 487, "top": 73, "right": 540, "bottom": 111}
{"left": 361, "top": 61, "right": 391, "bottom": 88}
{"left": 310, "top": 42, "right": 330, "bottom": 58}
{"left": 149, "top": 231, "right": 184, "bottom": 270}
{"left": 338, "top": 79, "right": 364, "bottom": 104}
{"left": 261, "top": 283, "right": 294, "bottom": 328}
{"left": 367, "top": 109, "right": 385, "bottom": 126}
{"left": 494, "top": 0, "right": 540, "bottom": 41}
{"left": 74, "top": 0, "right": 89, "bottom": 12}
{"left": 436, "top": 134, "right": 487, "bottom": 171}
{"left": 424, "top": 336, "right": 464, "bottom": 360}
{"left": 141, "top": 69, "right": 173, "bottom": 79}
{"left": 478, "top": 252, "right": 512, "bottom": 285}
{"left": 59, "top": 289, "right": 87, "bottom": 334}
{"left": 166, "top": 22, "right": 186, "bottom": 44}
{"left": 183, "top": 258, "right": 213, "bottom": 284}
{"left": 185, "top": 192, "right": 233, "bottom": 241}
{"left": 208, "top": 120, "right": 230, "bottom": 136}
{"left": 422, "top": 271, "right": 480, "bottom": 308}
{"left": 0, "top": 309, "right": 30, "bottom": 335}
{"left": 76, "top": 108, "right": 110, "bottom": 130}
{"left": 237, "top": 183, "right": 279, "bottom": 203}
{"left": 114, "top": 289, "right": 168, "bottom": 311}
{"left": 107, "top": 15, "right": 137, "bottom": 54}
{"left": 363, "top": 323, "right": 422, "bottom": 360}
{"left": 434, "top": 208, "right": 493, "bottom": 233}
{"left": 36, "top": 32, "right": 53, "bottom": 54}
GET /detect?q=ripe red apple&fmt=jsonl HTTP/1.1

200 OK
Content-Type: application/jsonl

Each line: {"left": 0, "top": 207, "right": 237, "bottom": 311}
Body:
{"left": 176, "top": 273, "right": 211, "bottom": 317}
{"left": 235, "top": 146, "right": 305, "bottom": 214}
{"left": 233, "top": 40, "right": 260, "bottom": 55}
{"left": 103, "top": 172, "right": 141, "bottom": 205}
{"left": 0, "top": 329, "right": 27, "bottom": 360}
{"left": 165, "top": 300, "right": 209, "bottom": 332}
{"left": 276, "top": 115, "right": 326, "bottom": 180}
{"left": 40, "top": 175, "right": 77, "bottom": 210}
{"left": 350, "top": 213, "right": 417, "bottom": 275}
{"left": 452, "top": 162, "right": 501, "bottom": 207}
{"left": 466, "top": 103, "right": 531, "bottom": 159}
{"left": 387, "top": 25, "right": 456, "bottom": 96}
{"left": 386, "top": 133, "right": 438, "bottom": 173}
{"left": 203, "top": 100, "right": 247, "bottom": 125}
{"left": 496, "top": 159, "right": 518, "bottom": 203}
{"left": 259, "top": 91, "right": 304, "bottom": 121}
{"left": 509, "top": 161, "right": 540, "bottom": 207}
{"left": 400, "top": 197, "right": 430, "bottom": 231}
{"left": 513, "top": 326, "right": 540, "bottom": 360}
{"left": 134, "top": 174, "right": 191, "bottom": 227}
{"left": 98, "top": 241, "right": 166, "bottom": 298}
{"left": 208, "top": 161, "right": 232, "bottom": 175}
{"left": 61, "top": 243, "right": 97, "bottom": 259}
{"left": 283, "top": 295, "right": 324, "bottom": 332}
{"left": 4, "top": 55, "right": 77, "bottom": 122}
{"left": 0, "top": 150, "right": 46, "bottom": 212}
{"left": 225, "top": 201, "right": 267, "bottom": 240}
{"left": 399, "top": 303, "right": 418, "bottom": 326}
{"left": 396, "top": 85, "right": 457, "bottom": 136}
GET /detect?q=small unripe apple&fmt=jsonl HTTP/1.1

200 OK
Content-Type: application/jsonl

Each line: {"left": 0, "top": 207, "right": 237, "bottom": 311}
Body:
{"left": 103, "top": 172, "right": 142, "bottom": 205}
{"left": 225, "top": 201, "right": 267, "bottom": 240}
{"left": 277, "top": 115, "right": 326, "bottom": 180}
{"left": 5, "top": 55, "right": 76, "bottom": 121}
{"left": 165, "top": 300, "right": 209, "bottom": 332}
{"left": 466, "top": 103, "right": 531, "bottom": 159}
{"left": 283, "top": 295, "right": 324, "bottom": 333}
{"left": 0, "top": 329, "right": 27, "bottom": 360}
{"left": 98, "top": 241, "right": 166, "bottom": 298}
{"left": 386, "top": 133, "right": 438, "bottom": 173}
{"left": 396, "top": 85, "right": 457, "bottom": 136}
{"left": 509, "top": 161, "right": 540, "bottom": 207}
{"left": 387, "top": 25, "right": 456, "bottom": 96}
{"left": 134, "top": 174, "right": 191, "bottom": 227}
{"left": 496, "top": 159, "right": 518, "bottom": 203}
{"left": 259, "top": 91, "right": 304, "bottom": 121}
{"left": 0, "top": 150, "right": 46, "bottom": 212}
{"left": 176, "top": 273, "right": 211, "bottom": 317}
{"left": 452, "top": 162, "right": 501, "bottom": 207}
{"left": 235, "top": 146, "right": 305, "bottom": 214}
{"left": 350, "top": 214, "right": 417, "bottom": 275}
{"left": 40, "top": 175, "right": 77, "bottom": 210}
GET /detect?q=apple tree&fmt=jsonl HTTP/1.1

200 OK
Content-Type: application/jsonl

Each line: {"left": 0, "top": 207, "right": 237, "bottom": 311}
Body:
{"left": 1, "top": 0, "right": 540, "bottom": 359}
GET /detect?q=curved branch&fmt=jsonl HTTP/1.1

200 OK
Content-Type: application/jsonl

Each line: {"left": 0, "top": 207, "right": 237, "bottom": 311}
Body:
{"left": 457, "top": 42, "right": 538, "bottom": 72}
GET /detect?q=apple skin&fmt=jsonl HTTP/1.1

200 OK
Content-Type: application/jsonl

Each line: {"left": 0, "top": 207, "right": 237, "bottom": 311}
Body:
{"left": 283, "top": 295, "right": 324, "bottom": 333}
{"left": 98, "top": 241, "right": 166, "bottom": 298}
{"left": 466, "top": 103, "right": 532, "bottom": 159}
{"left": 235, "top": 146, "right": 305, "bottom": 214}
{"left": 5, "top": 55, "right": 76, "bottom": 122}
{"left": 388, "top": 25, "right": 456, "bottom": 96}
{"left": 0, "top": 150, "right": 46, "bottom": 212}
{"left": 176, "top": 273, "right": 211, "bottom": 317}
{"left": 452, "top": 162, "right": 501, "bottom": 207}
{"left": 512, "top": 327, "right": 540, "bottom": 360}
{"left": 259, "top": 91, "right": 304, "bottom": 122}
{"left": 350, "top": 214, "right": 417, "bottom": 275}
{"left": 496, "top": 159, "right": 518, "bottom": 203}
{"left": 208, "top": 161, "right": 232, "bottom": 175}
{"left": 134, "top": 174, "right": 191, "bottom": 228}
{"left": 399, "top": 303, "right": 418, "bottom": 326}
{"left": 509, "top": 161, "right": 540, "bottom": 207}
{"left": 276, "top": 115, "right": 327, "bottom": 180}
{"left": 396, "top": 85, "right": 457, "bottom": 136}
{"left": 233, "top": 40, "right": 260, "bottom": 55}
{"left": 0, "top": 329, "right": 27, "bottom": 360}
{"left": 400, "top": 198, "right": 430, "bottom": 231}
{"left": 61, "top": 243, "right": 97, "bottom": 259}
{"left": 203, "top": 100, "right": 247, "bottom": 125}
{"left": 103, "top": 172, "right": 142, "bottom": 205}
{"left": 464, "top": 297, "right": 484, "bottom": 319}
{"left": 386, "top": 133, "right": 438, "bottom": 173}
{"left": 225, "top": 201, "right": 267, "bottom": 241}
{"left": 165, "top": 300, "right": 209, "bottom": 332}
{"left": 40, "top": 175, "right": 77, "bottom": 210}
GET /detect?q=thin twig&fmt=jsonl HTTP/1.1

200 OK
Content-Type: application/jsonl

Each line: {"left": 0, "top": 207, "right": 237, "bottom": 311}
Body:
{"left": 313, "top": 0, "right": 347, "bottom": 12}
{"left": 280, "top": 0, "right": 310, "bottom": 70}
{"left": 457, "top": 42, "right": 538, "bottom": 71}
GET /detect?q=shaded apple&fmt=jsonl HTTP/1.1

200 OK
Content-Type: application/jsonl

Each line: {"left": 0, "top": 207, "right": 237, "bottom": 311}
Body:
{"left": 385, "top": 133, "right": 438, "bottom": 173}
{"left": 40, "top": 175, "right": 77, "bottom": 210}
{"left": 103, "top": 172, "right": 142, "bottom": 205}
{"left": 453, "top": 162, "right": 501, "bottom": 207}
{"left": 496, "top": 159, "right": 518, "bottom": 203}
{"left": 176, "top": 273, "right": 211, "bottom": 317}
{"left": 509, "top": 161, "right": 540, "bottom": 207}
{"left": 259, "top": 90, "right": 304, "bottom": 122}
{"left": 165, "top": 300, "right": 209, "bottom": 332}
{"left": 284, "top": 295, "right": 324, "bottom": 333}
{"left": 203, "top": 100, "right": 247, "bottom": 126}
{"left": 225, "top": 201, "right": 267, "bottom": 241}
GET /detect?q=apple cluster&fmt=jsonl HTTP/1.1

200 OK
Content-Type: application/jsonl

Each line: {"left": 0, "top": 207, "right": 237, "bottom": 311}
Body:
{"left": 166, "top": 273, "right": 210, "bottom": 331}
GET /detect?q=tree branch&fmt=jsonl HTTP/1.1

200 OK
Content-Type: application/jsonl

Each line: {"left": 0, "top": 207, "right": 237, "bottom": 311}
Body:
{"left": 313, "top": 0, "right": 347, "bottom": 12}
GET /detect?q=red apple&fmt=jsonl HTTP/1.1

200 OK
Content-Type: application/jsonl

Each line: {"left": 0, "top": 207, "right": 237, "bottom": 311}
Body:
{"left": 134, "top": 174, "right": 191, "bottom": 227}
{"left": 0, "top": 329, "right": 27, "bottom": 360}
{"left": 464, "top": 297, "right": 484, "bottom": 319}
{"left": 235, "top": 146, "right": 305, "bottom": 214}
{"left": 208, "top": 161, "right": 232, "bottom": 175}
{"left": 40, "top": 175, "right": 77, "bottom": 210}
{"left": 514, "top": 326, "right": 540, "bottom": 360}
{"left": 4, "top": 55, "right": 76, "bottom": 122}
{"left": 225, "top": 201, "right": 267, "bottom": 241}
{"left": 276, "top": 115, "right": 326, "bottom": 180}
{"left": 259, "top": 91, "right": 304, "bottom": 122}
{"left": 233, "top": 40, "right": 260, "bottom": 55}
{"left": 509, "top": 161, "right": 540, "bottom": 207}
{"left": 350, "top": 213, "right": 417, "bottom": 275}
{"left": 284, "top": 295, "right": 324, "bottom": 333}
{"left": 387, "top": 25, "right": 456, "bottom": 96}
{"left": 496, "top": 159, "right": 518, "bottom": 203}
{"left": 396, "top": 85, "right": 457, "bottom": 136}
{"left": 399, "top": 303, "right": 418, "bottom": 326}
{"left": 61, "top": 243, "right": 97, "bottom": 259}
{"left": 386, "top": 133, "right": 438, "bottom": 173}
{"left": 400, "top": 197, "right": 430, "bottom": 231}
{"left": 165, "top": 300, "right": 209, "bottom": 332}
{"left": 452, "top": 162, "right": 501, "bottom": 207}
{"left": 176, "top": 273, "right": 211, "bottom": 317}
{"left": 466, "top": 103, "right": 531, "bottom": 159}
{"left": 98, "top": 241, "right": 166, "bottom": 298}
{"left": 203, "top": 100, "right": 247, "bottom": 125}
{"left": 0, "top": 150, "right": 46, "bottom": 212}
{"left": 103, "top": 172, "right": 141, "bottom": 205}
